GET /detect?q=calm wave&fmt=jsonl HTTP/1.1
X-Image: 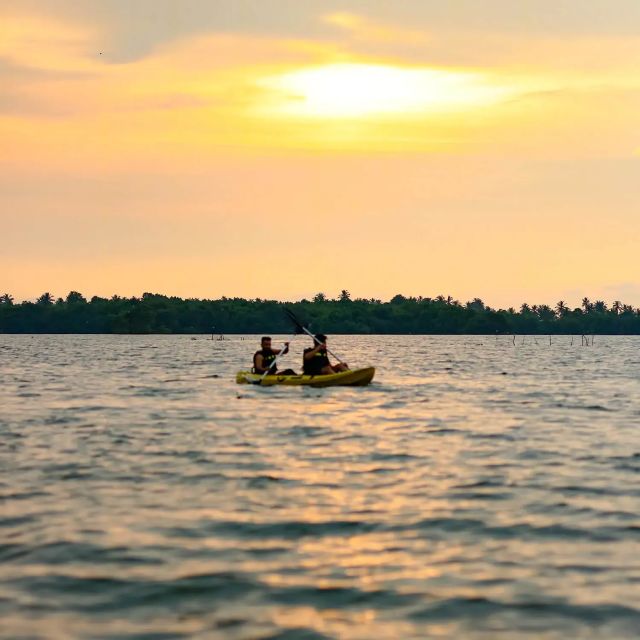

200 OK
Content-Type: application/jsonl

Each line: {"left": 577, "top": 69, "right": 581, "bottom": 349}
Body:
{"left": 1, "top": 334, "right": 640, "bottom": 639}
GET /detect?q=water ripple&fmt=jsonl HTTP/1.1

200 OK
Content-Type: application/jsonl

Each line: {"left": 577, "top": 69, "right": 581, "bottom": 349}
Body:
{"left": 1, "top": 334, "right": 640, "bottom": 639}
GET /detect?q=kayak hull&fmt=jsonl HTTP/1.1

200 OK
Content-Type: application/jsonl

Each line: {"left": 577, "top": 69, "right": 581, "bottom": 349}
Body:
{"left": 236, "top": 367, "right": 375, "bottom": 387}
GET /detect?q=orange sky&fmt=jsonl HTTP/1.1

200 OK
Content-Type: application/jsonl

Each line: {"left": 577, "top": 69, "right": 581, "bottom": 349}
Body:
{"left": 1, "top": 1, "right": 639, "bottom": 307}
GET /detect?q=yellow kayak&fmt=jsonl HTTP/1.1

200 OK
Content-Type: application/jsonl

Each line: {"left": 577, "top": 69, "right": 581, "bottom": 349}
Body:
{"left": 236, "top": 367, "right": 375, "bottom": 387}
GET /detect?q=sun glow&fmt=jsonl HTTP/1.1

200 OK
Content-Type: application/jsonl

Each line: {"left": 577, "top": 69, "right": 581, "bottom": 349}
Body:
{"left": 258, "top": 63, "right": 514, "bottom": 119}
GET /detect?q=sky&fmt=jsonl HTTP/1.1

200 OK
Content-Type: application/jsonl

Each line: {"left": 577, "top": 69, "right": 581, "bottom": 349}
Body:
{"left": 1, "top": 0, "right": 639, "bottom": 308}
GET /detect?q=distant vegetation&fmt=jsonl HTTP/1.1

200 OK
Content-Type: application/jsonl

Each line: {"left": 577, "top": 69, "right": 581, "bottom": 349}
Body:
{"left": 1, "top": 290, "right": 640, "bottom": 334}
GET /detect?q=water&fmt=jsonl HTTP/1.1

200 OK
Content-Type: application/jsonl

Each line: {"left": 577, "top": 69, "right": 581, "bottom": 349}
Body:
{"left": 1, "top": 334, "right": 639, "bottom": 640}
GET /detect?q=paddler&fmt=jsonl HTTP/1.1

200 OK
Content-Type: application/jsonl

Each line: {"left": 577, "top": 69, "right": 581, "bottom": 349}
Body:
{"left": 303, "top": 334, "right": 349, "bottom": 375}
{"left": 253, "top": 337, "right": 296, "bottom": 375}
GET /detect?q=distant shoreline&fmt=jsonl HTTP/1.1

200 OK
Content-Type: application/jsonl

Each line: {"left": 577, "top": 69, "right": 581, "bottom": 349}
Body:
{"left": 1, "top": 333, "right": 638, "bottom": 338}
{"left": 2, "top": 292, "right": 639, "bottom": 335}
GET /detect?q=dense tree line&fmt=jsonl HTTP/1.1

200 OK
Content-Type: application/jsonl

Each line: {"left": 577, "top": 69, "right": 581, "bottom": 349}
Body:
{"left": 1, "top": 290, "right": 640, "bottom": 334}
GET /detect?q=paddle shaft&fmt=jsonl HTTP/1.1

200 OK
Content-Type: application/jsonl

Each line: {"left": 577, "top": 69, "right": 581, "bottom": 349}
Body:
{"left": 283, "top": 307, "right": 346, "bottom": 365}
{"left": 300, "top": 325, "right": 346, "bottom": 365}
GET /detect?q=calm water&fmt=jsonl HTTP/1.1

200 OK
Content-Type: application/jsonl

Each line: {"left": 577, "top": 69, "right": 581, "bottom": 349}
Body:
{"left": 1, "top": 334, "right": 640, "bottom": 640}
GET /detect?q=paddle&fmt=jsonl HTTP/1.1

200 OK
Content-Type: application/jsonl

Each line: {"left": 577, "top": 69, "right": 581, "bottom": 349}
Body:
{"left": 283, "top": 307, "right": 347, "bottom": 365}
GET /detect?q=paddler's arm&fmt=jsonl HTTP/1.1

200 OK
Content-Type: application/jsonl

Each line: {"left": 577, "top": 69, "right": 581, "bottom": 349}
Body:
{"left": 274, "top": 342, "right": 290, "bottom": 355}
{"left": 254, "top": 353, "right": 267, "bottom": 373}
{"left": 303, "top": 344, "right": 324, "bottom": 360}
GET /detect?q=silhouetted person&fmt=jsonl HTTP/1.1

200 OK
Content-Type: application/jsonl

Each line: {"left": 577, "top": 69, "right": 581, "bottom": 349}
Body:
{"left": 253, "top": 337, "right": 296, "bottom": 375}
{"left": 303, "top": 334, "right": 349, "bottom": 375}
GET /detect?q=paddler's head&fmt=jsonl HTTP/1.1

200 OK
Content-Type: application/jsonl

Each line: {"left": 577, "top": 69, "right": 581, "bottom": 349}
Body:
{"left": 315, "top": 334, "right": 327, "bottom": 348}
{"left": 261, "top": 336, "right": 272, "bottom": 350}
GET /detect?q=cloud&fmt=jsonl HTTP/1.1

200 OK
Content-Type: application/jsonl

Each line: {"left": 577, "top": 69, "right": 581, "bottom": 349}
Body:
{"left": 323, "top": 12, "right": 429, "bottom": 45}
{"left": 0, "top": 27, "right": 327, "bottom": 120}
{"left": 1, "top": 3, "right": 639, "bottom": 305}
{"left": 1, "top": 6, "right": 639, "bottom": 168}
{"left": 0, "top": 13, "right": 102, "bottom": 72}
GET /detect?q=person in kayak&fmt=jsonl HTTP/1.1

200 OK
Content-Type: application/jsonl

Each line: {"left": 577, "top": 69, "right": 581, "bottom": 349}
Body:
{"left": 303, "top": 334, "right": 349, "bottom": 375}
{"left": 253, "top": 337, "right": 296, "bottom": 375}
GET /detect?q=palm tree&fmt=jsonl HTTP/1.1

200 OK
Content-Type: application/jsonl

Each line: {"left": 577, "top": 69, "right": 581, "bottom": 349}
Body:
{"left": 0, "top": 293, "right": 14, "bottom": 305}
{"left": 537, "top": 304, "right": 555, "bottom": 321}
{"left": 593, "top": 300, "right": 607, "bottom": 313}
{"left": 66, "top": 291, "right": 87, "bottom": 304}
{"left": 555, "top": 300, "right": 568, "bottom": 317}
{"left": 466, "top": 298, "right": 485, "bottom": 311}
{"left": 520, "top": 303, "right": 531, "bottom": 314}
{"left": 581, "top": 297, "right": 593, "bottom": 313}
{"left": 36, "top": 292, "right": 54, "bottom": 305}
{"left": 611, "top": 300, "right": 622, "bottom": 315}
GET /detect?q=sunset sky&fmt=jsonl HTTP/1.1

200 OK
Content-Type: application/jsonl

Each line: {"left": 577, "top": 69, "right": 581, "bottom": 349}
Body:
{"left": 2, "top": 0, "right": 639, "bottom": 307}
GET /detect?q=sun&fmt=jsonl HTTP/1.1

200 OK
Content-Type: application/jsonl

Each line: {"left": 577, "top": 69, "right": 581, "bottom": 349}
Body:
{"left": 258, "top": 63, "right": 513, "bottom": 119}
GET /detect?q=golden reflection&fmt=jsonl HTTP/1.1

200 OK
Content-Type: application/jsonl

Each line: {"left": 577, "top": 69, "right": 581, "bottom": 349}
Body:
{"left": 258, "top": 533, "right": 459, "bottom": 592}
{"left": 272, "top": 605, "right": 423, "bottom": 640}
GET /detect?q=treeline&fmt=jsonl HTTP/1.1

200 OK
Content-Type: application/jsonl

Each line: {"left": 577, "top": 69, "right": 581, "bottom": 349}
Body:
{"left": 1, "top": 290, "right": 640, "bottom": 334}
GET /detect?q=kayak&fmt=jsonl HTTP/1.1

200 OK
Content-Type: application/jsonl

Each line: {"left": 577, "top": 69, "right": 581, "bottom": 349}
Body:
{"left": 236, "top": 367, "right": 375, "bottom": 387}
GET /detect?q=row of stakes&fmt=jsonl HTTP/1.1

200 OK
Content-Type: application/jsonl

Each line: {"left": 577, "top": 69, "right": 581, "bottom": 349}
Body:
{"left": 500, "top": 335, "right": 595, "bottom": 346}
{"left": 210, "top": 334, "right": 596, "bottom": 346}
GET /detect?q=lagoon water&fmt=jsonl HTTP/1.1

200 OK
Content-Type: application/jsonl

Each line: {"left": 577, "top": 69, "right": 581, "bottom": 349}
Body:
{"left": 1, "top": 334, "right": 640, "bottom": 639}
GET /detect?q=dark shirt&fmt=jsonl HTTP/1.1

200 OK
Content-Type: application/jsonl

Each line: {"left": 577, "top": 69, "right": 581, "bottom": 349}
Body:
{"left": 303, "top": 347, "right": 330, "bottom": 375}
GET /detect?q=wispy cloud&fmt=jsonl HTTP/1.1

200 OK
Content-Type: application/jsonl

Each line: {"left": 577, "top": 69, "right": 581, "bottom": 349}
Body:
{"left": 1, "top": 7, "right": 639, "bottom": 166}
{"left": 323, "top": 12, "right": 429, "bottom": 45}
{"left": 0, "top": 13, "right": 102, "bottom": 72}
{"left": 1, "top": 3, "right": 638, "bottom": 304}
